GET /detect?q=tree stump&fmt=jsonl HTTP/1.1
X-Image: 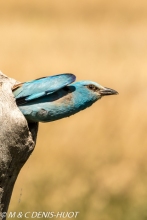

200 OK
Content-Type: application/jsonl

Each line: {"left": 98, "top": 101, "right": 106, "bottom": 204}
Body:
{"left": 0, "top": 72, "right": 38, "bottom": 220}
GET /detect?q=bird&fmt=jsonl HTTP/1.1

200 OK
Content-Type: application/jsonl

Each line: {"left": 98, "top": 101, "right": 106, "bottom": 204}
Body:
{"left": 12, "top": 73, "right": 118, "bottom": 123}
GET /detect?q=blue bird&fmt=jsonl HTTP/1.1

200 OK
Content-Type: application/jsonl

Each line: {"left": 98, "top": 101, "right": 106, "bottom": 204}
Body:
{"left": 12, "top": 73, "right": 118, "bottom": 123}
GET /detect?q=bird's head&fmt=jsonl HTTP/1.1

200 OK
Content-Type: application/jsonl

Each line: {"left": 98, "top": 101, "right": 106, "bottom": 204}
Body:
{"left": 72, "top": 80, "right": 118, "bottom": 103}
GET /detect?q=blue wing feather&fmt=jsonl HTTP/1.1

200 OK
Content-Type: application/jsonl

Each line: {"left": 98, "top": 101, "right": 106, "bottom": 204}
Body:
{"left": 13, "top": 73, "right": 76, "bottom": 104}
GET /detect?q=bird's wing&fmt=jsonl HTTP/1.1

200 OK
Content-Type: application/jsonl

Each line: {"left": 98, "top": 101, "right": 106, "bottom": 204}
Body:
{"left": 13, "top": 73, "right": 76, "bottom": 104}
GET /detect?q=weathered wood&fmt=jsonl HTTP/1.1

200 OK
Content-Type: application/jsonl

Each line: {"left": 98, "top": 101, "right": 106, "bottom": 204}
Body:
{"left": 0, "top": 72, "right": 38, "bottom": 220}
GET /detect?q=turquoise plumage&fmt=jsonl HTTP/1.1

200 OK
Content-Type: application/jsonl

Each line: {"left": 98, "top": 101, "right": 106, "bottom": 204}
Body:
{"left": 13, "top": 73, "right": 118, "bottom": 122}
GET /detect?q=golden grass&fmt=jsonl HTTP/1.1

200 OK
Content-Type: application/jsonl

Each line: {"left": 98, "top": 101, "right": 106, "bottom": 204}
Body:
{"left": 0, "top": 0, "right": 147, "bottom": 219}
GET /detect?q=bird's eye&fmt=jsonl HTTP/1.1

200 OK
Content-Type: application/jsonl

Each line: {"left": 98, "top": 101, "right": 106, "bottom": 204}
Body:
{"left": 87, "top": 84, "right": 99, "bottom": 91}
{"left": 88, "top": 85, "right": 94, "bottom": 89}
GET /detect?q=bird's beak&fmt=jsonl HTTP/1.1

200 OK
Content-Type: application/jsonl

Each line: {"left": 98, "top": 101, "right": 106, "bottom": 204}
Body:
{"left": 99, "top": 87, "right": 119, "bottom": 96}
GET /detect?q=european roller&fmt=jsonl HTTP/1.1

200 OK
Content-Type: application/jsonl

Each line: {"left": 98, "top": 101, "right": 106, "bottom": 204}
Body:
{"left": 12, "top": 73, "right": 118, "bottom": 123}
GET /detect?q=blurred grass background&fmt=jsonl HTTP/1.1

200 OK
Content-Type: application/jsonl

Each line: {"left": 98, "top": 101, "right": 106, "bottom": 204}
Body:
{"left": 1, "top": 0, "right": 147, "bottom": 219}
